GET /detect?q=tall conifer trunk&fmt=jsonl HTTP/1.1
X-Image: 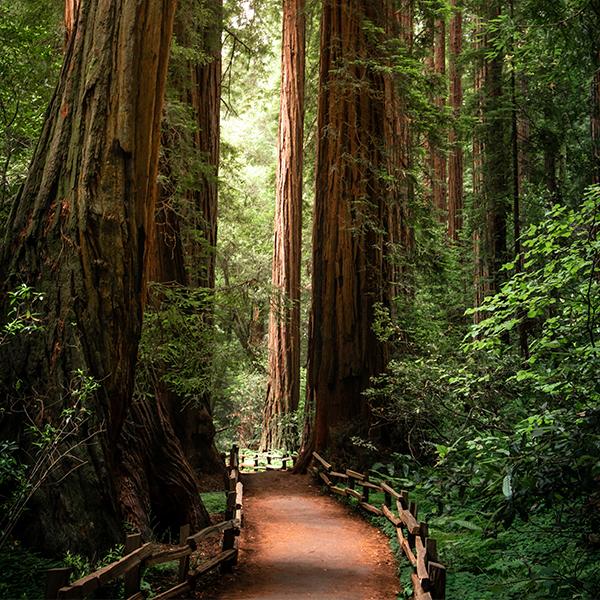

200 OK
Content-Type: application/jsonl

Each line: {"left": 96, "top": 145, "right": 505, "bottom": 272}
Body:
{"left": 0, "top": 0, "right": 176, "bottom": 554}
{"left": 187, "top": 0, "right": 222, "bottom": 292}
{"left": 591, "top": 47, "right": 600, "bottom": 184}
{"left": 261, "top": 0, "right": 305, "bottom": 451}
{"left": 447, "top": 0, "right": 463, "bottom": 241}
{"left": 432, "top": 17, "right": 447, "bottom": 217}
{"left": 170, "top": 0, "right": 223, "bottom": 474}
{"left": 484, "top": 2, "right": 510, "bottom": 293}
{"left": 299, "top": 0, "right": 399, "bottom": 459}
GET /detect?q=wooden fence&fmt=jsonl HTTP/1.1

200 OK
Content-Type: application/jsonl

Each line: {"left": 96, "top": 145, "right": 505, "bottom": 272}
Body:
{"left": 238, "top": 451, "right": 297, "bottom": 472}
{"left": 45, "top": 446, "right": 243, "bottom": 600}
{"left": 310, "top": 451, "right": 447, "bottom": 600}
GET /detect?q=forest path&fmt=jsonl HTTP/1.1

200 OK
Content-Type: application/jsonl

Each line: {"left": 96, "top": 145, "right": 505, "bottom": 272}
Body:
{"left": 203, "top": 470, "right": 399, "bottom": 599}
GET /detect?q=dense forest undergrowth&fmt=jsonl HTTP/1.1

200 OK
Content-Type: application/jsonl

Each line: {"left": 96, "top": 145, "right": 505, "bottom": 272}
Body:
{"left": 1, "top": 0, "right": 599, "bottom": 598}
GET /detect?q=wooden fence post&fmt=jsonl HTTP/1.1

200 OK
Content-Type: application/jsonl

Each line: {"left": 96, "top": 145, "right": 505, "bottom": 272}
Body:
{"left": 178, "top": 524, "right": 191, "bottom": 583}
{"left": 123, "top": 533, "right": 142, "bottom": 598}
{"left": 428, "top": 562, "right": 446, "bottom": 600}
{"left": 221, "top": 490, "right": 238, "bottom": 573}
{"left": 45, "top": 567, "right": 72, "bottom": 600}
{"left": 229, "top": 445, "right": 238, "bottom": 470}
{"left": 362, "top": 473, "right": 370, "bottom": 503}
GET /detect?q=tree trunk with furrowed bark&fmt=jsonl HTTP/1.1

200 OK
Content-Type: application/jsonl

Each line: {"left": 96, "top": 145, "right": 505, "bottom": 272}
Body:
{"left": 261, "top": 0, "right": 305, "bottom": 452}
{"left": 298, "top": 0, "right": 401, "bottom": 462}
{"left": 116, "top": 0, "right": 225, "bottom": 531}
{"left": 0, "top": 0, "right": 176, "bottom": 555}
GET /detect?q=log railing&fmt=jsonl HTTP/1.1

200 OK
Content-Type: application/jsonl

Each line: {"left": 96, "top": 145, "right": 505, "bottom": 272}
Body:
{"left": 238, "top": 451, "right": 297, "bottom": 471}
{"left": 45, "top": 446, "right": 243, "bottom": 600}
{"left": 310, "top": 451, "right": 447, "bottom": 600}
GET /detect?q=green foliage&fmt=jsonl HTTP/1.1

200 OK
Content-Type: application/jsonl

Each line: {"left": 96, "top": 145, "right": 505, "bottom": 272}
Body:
{"left": 367, "top": 184, "right": 600, "bottom": 598}
{"left": 200, "top": 491, "right": 227, "bottom": 515}
{"left": 0, "top": 0, "right": 61, "bottom": 218}
{"left": 1, "top": 284, "right": 45, "bottom": 343}
{"left": 469, "top": 188, "right": 600, "bottom": 406}
{"left": 0, "top": 540, "right": 56, "bottom": 599}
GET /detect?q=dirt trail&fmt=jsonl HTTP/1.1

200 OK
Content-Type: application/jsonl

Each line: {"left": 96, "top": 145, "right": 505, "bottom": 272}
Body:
{"left": 206, "top": 470, "right": 399, "bottom": 599}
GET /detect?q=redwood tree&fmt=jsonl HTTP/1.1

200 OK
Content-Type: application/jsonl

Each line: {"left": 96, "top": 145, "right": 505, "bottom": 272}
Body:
{"left": 300, "top": 0, "right": 399, "bottom": 457}
{"left": 0, "top": 0, "right": 176, "bottom": 554}
{"left": 431, "top": 16, "right": 447, "bottom": 217}
{"left": 261, "top": 0, "right": 305, "bottom": 451}
{"left": 447, "top": 0, "right": 463, "bottom": 240}
{"left": 167, "top": 0, "right": 224, "bottom": 474}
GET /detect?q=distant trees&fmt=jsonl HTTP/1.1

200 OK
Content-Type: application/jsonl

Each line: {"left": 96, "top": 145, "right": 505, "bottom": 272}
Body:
{"left": 0, "top": 0, "right": 177, "bottom": 553}
{"left": 261, "top": 0, "right": 305, "bottom": 452}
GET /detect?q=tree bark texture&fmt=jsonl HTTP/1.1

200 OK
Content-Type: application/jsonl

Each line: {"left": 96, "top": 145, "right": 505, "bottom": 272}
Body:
{"left": 64, "top": 0, "right": 80, "bottom": 46}
{"left": 302, "top": 0, "right": 399, "bottom": 455}
{"left": 447, "top": 0, "right": 463, "bottom": 241}
{"left": 186, "top": 0, "right": 222, "bottom": 290}
{"left": 130, "top": 0, "right": 224, "bottom": 481}
{"left": 116, "top": 385, "right": 210, "bottom": 536}
{"left": 0, "top": 0, "right": 176, "bottom": 554}
{"left": 261, "top": 0, "right": 305, "bottom": 451}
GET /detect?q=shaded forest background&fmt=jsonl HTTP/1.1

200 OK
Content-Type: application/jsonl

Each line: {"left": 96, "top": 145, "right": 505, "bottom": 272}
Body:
{"left": 0, "top": 0, "right": 599, "bottom": 598}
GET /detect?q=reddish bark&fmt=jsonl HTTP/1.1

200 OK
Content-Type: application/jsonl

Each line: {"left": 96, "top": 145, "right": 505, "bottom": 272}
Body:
{"left": 262, "top": 0, "right": 306, "bottom": 451}
{"left": 447, "top": 1, "right": 463, "bottom": 241}
{"left": 187, "top": 0, "right": 222, "bottom": 290}
{"left": 0, "top": 0, "right": 176, "bottom": 554}
{"left": 63, "top": 0, "right": 79, "bottom": 46}
{"left": 432, "top": 18, "right": 447, "bottom": 217}
{"left": 300, "top": 0, "right": 400, "bottom": 457}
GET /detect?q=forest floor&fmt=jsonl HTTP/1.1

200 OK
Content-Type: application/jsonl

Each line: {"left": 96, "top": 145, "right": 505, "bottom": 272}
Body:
{"left": 198, "top": 470, "right": 399, "bottom": 599}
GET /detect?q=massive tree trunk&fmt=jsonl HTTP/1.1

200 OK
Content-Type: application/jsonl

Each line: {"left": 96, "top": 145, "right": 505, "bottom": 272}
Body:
{"left": 447, "top": 0, "right": 463, "bottom": 241}
{"left": 261, "top": 0, "right": 305, "bottom": 452}
{"left": 0, "top": 0, "right": 176, "bottom": 554}
{"left": 300, "top": 0, "right": 399, "bottom": 458}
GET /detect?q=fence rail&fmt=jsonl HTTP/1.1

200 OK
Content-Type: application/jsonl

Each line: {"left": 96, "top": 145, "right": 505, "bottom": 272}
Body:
{"left": 238, "top": 451, "right": 297, "bottom": 471}
{"left": 45, "top": 446, "right": 243, "bottom": 600}
{"left": 310, "top": 451, "right": 446, "bottom": 600}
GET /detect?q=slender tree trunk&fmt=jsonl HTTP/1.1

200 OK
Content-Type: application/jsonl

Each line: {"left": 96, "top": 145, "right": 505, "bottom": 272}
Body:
{"left": 509, "top": 0, "right": 528, "bottom": 358}
{"left": 447, "top": 0, "right": 463, "bottom": 241}
{"left": 591, "top": 47, "right": 600, "bottom": 184}
{"left": 472, "top": 15, "right": 488, "bottom": 322}
{"left": 261, "top": 0, "right": 305, "bottom": 452}
{"left": 432, "top": 17, "right": 447, "bottom": 218}
{"left": 483, "top": 2, "right": 510, "bottom": 295}
{"left": 187, "top": 0, "right": 222, "bottom": 291}
{"left": 299, "top": 0, "right": 398, "bottom": 461}
{"left": 0, "top": 0, "right": 176, "bottom": 555}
